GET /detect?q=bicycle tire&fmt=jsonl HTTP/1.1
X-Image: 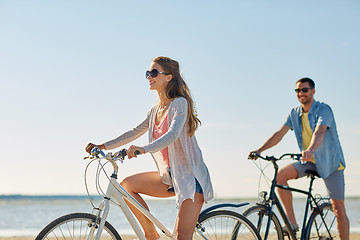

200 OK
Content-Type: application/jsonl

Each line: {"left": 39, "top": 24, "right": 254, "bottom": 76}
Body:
{"left": 305, "top": 202, "right": 337, "bottom": 240}
{"left": 194, "top": 209, "right": 261, "bottom": 240}
{"left": 243, "top": 205, "right": 284, "bottom": 240}
{"left": 35, "top": 212, "right": 121, "bottom": 240}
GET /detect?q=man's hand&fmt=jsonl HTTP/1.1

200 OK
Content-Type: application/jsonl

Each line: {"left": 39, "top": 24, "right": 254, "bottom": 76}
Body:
{"left": 301, "top": 125, "right": 327, "bottom": 162}
{"left": 301, "top": 149, "right": 314, "bottom": 162}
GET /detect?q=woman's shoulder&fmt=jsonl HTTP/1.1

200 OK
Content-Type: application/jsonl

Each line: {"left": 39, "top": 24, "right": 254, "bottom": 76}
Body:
{"left": 170, "top": 97, "right": 188, "bottom": 112}
{"left": 172, "top": 97, "right": 187, "bottom": 105}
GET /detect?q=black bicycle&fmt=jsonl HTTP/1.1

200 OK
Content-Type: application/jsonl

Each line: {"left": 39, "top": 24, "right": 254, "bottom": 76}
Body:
{"left": 244, "top": 153, "right": 337, "bottom": 240}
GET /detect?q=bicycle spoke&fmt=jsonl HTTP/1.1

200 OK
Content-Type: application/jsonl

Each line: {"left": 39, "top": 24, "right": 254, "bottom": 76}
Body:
{"left": 243, "top": 205, "right": 283, "bottom": 240}
{"left": 196, "top": 210, "right": 260, "bottom": 240}
{"left": 35, "top": 213, "right": 120, "bottom": 240}
{"left": 307, "top": 203, "right": 337, "bottom": 239}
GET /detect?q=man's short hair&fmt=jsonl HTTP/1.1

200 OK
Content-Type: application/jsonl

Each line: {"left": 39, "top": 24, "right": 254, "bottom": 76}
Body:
{"left": 297, "top": 77, "right": 315, "bottom": 89}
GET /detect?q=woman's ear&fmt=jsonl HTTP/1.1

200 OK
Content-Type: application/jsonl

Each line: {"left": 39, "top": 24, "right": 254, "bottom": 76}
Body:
{"left": 166, "top": 74, "right": 173, "bottom": 82}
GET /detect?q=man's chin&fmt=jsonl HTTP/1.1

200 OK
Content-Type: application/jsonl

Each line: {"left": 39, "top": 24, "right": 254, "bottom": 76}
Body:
{"left": 299, "top": 99, "right": 312, "bottom": 105}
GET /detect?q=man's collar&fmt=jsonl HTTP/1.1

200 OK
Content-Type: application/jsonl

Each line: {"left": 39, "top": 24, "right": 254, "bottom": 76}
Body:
{"left": 299, "top": 99, "right": 317, "bottom": 116}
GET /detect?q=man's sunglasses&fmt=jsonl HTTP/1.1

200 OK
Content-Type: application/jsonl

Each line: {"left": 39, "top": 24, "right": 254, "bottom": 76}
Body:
{"left": 295, "top": 87, "right": 313, "bottom": 93}
{"left": 145, "top": 69, "right": 170, "bottom": 79}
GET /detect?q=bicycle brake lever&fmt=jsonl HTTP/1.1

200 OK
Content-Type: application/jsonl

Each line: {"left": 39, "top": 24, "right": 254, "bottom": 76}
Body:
{"left": 292, "top": 154, "right": 302, "bottom": 161}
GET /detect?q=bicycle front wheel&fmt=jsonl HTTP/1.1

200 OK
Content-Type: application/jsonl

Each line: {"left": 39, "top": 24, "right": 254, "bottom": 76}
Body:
{"left": 305, "top": 202, "right": 337, "bottom": 240}
{"left": 35, "top": 212, "right": 121, "bottom": 240}
{"left": 194, "top": 210, "right": 261, "bottom": 240}
{"left": 243, "top": 205, "right": 284, "bottom": 240}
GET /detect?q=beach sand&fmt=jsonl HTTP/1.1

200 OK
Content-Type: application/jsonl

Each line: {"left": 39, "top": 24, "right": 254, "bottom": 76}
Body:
{"left": 0, "top": 237, "right": 139, "bottom": 240}
{"left": 1, "top": 234, "right": 360, "bottom": 239}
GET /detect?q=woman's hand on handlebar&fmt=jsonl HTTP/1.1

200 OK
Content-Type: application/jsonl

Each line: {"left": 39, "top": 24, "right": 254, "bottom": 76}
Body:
{"left": 85, "top": 143, "right": 105, "bottom": 154}
{"left": 127, "top": 145, "right": 145, "bottom": 159}
{"left": 248, "top": 150, "right": 261, "bottom": 160}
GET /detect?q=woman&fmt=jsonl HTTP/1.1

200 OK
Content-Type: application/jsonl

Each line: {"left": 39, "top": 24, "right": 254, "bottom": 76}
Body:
{"left": 86, "top": 56, "right": 213, "bottom": 240}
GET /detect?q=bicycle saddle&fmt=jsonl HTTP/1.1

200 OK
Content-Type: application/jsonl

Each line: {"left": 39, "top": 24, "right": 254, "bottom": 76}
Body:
{"left": 305, "top": 169, "right": 320, "bottom": 178}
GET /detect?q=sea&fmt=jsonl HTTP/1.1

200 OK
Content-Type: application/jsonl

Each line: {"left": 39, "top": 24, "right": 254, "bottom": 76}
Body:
{"left": 0, "top": 195, "right": 359, "bottom": 237}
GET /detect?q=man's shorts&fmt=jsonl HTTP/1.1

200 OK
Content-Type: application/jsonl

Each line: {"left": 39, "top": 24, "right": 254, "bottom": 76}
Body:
{"left": 292, "top": 161, "right": 345, "bottom": 200}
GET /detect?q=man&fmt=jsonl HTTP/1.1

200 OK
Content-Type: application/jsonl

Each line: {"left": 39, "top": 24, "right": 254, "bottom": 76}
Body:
{"left": 249, "top": 77, "right": 349, "bottom": 240}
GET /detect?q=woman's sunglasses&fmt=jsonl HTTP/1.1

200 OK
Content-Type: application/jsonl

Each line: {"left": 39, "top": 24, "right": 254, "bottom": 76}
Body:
{"left": 145, "top": 69, "right": 170, "bottom": 79}
{"left": 295, "top": 87, "right": 313, "bottom": 93}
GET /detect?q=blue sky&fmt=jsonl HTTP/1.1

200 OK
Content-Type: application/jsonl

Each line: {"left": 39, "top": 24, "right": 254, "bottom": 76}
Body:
{"left": 1, "top": 0, "right": 359, "bottom": 198}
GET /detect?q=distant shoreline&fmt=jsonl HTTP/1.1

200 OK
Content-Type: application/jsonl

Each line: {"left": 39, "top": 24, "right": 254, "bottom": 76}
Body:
{"left": 1, "top": 194, "right": 360, "bottom": 200}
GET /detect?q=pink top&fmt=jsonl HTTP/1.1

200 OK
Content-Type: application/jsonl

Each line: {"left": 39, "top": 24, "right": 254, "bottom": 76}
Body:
{"left": 153, "top": 115, "right": 170, "bottom": 167}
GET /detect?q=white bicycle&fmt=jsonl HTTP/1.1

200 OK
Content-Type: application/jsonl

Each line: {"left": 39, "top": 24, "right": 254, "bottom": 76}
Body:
{"left": 35, "top": 147, "right": 260, "bottom": 240}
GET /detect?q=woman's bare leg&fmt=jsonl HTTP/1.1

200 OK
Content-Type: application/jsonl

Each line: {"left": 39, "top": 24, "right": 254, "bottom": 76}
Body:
{"left": 175, "top": 192, "right": 204, "bottom": 240}
{"left": 120, "top": 171, "right": 174, "bottom": 240}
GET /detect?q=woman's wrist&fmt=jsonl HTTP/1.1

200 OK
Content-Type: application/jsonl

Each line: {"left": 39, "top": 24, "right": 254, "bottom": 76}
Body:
{"left": 138, "top": 147, "right": 145, "bottom": 154}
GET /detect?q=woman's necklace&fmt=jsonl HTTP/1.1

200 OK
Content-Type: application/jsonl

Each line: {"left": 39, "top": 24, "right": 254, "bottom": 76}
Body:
{"left": 158, "top": 100, "right": 170, "bottom": 109}
{"left": 156, "top": 102, "right": 170, "bottom": 124}
{"left": 158, "top": 104, "right": 169, "bottom": 109}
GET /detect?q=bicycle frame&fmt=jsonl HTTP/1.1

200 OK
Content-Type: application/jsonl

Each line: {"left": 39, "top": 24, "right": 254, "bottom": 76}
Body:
{"left": 260, "top": 157, "right": 333, "bottom": 240}
{"left": 93, "top": 171, "right": 176, "bottom": 240}
{"left": 261, "top": 160, "right": 297, "bottom": 240}
{"left": 88, "top": 148, "right": 255, "bottom": 240}
{"left": 36, "top": 147, "right": 261, "bottom": 240}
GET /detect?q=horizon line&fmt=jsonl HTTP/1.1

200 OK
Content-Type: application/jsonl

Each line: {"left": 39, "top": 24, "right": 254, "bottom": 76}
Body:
{"left": 1, "top": 194, "right": 360, "bottom": 200}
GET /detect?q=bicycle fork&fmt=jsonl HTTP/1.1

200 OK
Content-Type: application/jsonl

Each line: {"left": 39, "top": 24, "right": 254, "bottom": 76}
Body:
{"left": 93, "top": 199, "right": 111, "bottom": 240}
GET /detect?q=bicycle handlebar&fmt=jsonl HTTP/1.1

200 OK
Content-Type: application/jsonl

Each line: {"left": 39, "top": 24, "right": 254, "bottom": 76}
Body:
{"left": 89, "top": 147, "right": 140, "bottom": 161}
{"left": 249, "top": 152, "right": 302, "bottom": 161}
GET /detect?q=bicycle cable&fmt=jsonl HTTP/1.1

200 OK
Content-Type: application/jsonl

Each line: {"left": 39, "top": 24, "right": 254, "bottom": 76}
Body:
{"left": 84, "top": 158, "right": 99, "bottom": 209}
{"left": 95, "top": 160, "right": 106, "bottom": 197}
{"left": 84, "top": 156, "right": 126, "bottom": 208}
{"left": 251, "top": 159, "right": 273, "bottom": 198}
{"left": 84, "top": 158, "right": 116, "bottom": 208}
{"left": 251, "top": 155, "right": 302, "bottom": 201}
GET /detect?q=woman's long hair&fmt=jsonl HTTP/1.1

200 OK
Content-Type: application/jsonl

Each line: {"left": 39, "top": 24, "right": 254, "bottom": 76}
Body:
{"left": 153, "top": 56, "right": 201, "bottom": 137}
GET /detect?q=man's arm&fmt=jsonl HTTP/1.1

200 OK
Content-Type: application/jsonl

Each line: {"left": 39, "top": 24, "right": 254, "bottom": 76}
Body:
{"left": 302, "top": 125, "right": 327, "bottom": 161}
{"left": 249, "top": 125, "right": 291, "bottom": 158}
